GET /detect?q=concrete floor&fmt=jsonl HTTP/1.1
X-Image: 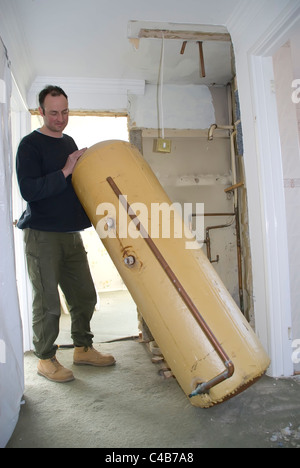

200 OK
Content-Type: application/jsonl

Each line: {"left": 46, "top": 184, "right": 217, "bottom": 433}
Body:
{"left": 6, "top": 291, "right": 300, "bottom": 449}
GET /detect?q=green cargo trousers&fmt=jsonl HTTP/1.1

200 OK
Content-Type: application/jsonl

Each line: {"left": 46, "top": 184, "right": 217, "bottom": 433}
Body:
{"left": 24, "top": 229, "right": 97, "bottom": 360}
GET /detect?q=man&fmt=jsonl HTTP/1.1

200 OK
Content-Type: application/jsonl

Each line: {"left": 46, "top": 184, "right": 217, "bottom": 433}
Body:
{"left": 16, "top": 85, "right": 116, "bottom": 383}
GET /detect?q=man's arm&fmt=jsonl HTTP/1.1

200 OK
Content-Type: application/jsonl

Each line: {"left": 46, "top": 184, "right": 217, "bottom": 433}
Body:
{"left": 16, "top": 141, "right": 87, "bottom": 202}
{"left": 16, "top": 140, "right": 67, "bottom": 202}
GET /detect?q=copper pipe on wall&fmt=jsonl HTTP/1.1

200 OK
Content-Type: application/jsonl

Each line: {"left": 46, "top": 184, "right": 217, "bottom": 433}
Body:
{"left": 235, "top": 206, "right": 244, "bottom": 314}
{"left": 206, "top": 219, "right": 235, "bottom": 264}
{"left": 191, "top": 212, "right": 244, "bottom": 314}
{"left": 203, "top": 212, "right": 235, "bottom": 217}
{"left": 107, "top": 176, "right": 234, "bottom": 396}
{"left": 180, "top": 41, "right": 187, "bottom": 55}
{"left": 179, "top": 40, "right": 205, "bottom": 79}
{"left": 198, "top": 41, "right": 206, "bottom": 78}
{"left": 188, "top": 212, "right": 235, "bottom": 233}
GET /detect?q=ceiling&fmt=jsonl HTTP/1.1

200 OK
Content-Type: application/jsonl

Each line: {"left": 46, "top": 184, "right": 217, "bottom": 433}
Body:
{"left": 0, "top": 0, "right": 242, "bottom": 102}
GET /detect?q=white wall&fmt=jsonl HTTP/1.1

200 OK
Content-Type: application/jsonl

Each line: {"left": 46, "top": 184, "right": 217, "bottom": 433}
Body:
{"left": 0, "top": 47, "right": 24, "bottom": 448}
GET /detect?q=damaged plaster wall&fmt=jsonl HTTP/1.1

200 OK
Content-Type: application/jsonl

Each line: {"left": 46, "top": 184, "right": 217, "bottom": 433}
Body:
{"left": 129, "top": 84, "right": 215, "bottom": 130}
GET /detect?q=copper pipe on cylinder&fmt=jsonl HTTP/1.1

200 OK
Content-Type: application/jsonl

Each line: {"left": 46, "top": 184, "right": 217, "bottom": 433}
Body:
{"left": 107, "top": 176, "right": 234, "bottom": 396}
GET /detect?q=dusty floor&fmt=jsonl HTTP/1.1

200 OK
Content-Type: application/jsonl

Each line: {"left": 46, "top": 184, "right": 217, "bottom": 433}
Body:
{"left": 6, "top": 291, "right": 300, "bottom": 449}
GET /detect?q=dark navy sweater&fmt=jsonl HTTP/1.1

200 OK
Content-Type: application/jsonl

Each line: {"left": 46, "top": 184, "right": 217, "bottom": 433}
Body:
{"left": 16, "top": 130, "right": 91, "bottom": 232}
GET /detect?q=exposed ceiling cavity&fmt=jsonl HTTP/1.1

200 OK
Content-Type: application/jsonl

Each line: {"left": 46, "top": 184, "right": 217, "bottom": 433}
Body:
{"left": 128, "top": 21, "right": 234, "bottom": 86}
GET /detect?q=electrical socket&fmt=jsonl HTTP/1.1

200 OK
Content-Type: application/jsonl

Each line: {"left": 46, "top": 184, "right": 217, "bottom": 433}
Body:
{"left": 155, "top": 138, "right": 172, "bottom": 153}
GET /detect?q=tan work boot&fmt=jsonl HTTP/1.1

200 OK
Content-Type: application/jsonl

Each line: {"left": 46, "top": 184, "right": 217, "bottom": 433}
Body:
{"left": 37, "top": 356, "right": 75, "bottom": 383}
{"left": 73, "top": 346, "right": 116, "bottom": 367}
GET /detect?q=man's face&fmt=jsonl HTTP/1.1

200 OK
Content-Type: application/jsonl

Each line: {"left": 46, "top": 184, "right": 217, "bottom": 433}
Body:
{"left": 39, "top": 94, "right": 69, "bottom": 135}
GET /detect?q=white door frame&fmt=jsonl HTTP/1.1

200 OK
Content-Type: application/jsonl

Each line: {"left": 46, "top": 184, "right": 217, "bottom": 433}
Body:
{"left": 247, "top": 3, "right": 300, "bottom": 377}
{"left": 11, "top": 77, "right": 32, "bottom": 352}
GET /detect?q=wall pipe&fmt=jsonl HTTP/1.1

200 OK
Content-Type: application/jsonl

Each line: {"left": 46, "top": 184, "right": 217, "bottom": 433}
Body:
{"left": 107, "top": 176, "right": 234, "bottom": 397}
{"left": 208, "top": 123, "right": 238, "bottom": 207}
{"left": 191, "top": 212, "right": 244, "bottom": 314}
{"left": 205, "top": 218, "right": 235, "bottom": 264}
{"left": 235, "top": 206, "right": 244, "bottom": 314}
{"left": 208, "top": 118, "right": 244, "bottom": 313}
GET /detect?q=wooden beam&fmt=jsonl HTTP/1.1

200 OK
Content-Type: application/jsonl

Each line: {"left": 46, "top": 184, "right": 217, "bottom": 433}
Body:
{"left": 30, "top": 109, "right": 128, "bottom": 117}
{"left": 138, "top": 29, "right": 231, "bottom": 42}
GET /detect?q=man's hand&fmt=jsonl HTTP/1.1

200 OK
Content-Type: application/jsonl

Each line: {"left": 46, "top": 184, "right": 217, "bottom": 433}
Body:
{"left": 62, "top": 148, "right": 87, "bottom": 178}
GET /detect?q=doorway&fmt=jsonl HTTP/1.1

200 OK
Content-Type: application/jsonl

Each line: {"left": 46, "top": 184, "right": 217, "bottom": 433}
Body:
{"left": 66, "top": 115, "right": 140, "bottom": 343}
{"left": 30, "top": 113, "right": 130, "bottom": 294}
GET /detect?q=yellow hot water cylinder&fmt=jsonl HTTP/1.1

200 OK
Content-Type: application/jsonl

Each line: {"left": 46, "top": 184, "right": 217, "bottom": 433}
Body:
{"left": 72, "top": 140, "right": 270, "bottom": 408}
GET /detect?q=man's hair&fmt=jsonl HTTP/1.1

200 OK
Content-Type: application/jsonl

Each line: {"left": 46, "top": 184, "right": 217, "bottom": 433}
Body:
{"left": 39, "top": 85, "right": 68, "bottom": 113}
